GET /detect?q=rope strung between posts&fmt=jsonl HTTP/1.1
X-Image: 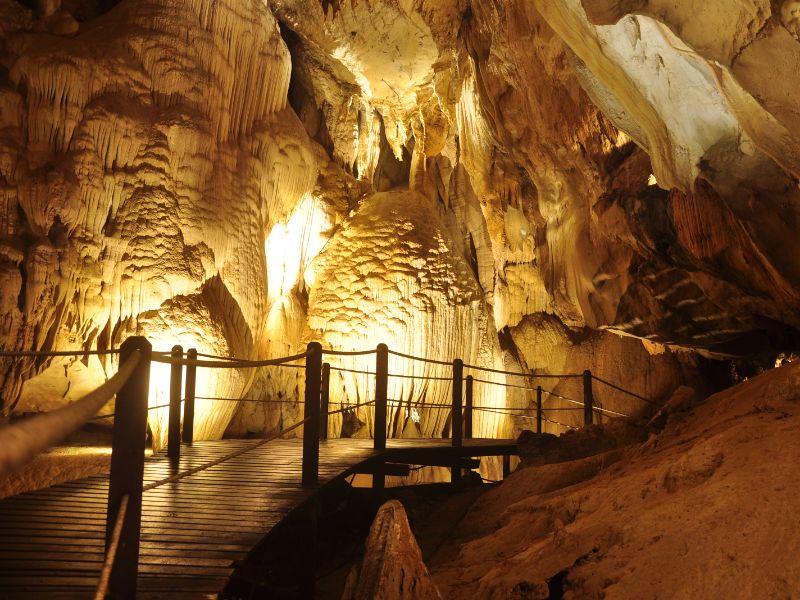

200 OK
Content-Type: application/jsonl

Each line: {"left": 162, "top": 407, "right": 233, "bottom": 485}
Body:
{"left": 329, "top": 365, "right": 375, "bottom": 376}
{"left": 591, "top": 375, "right": 656, "bottom": 405}
{"left": 387, "top": 348, "right": 453, "bottom": 366}
{"left": 153, "top": 350, "right": 308, "bottom": 370}
{"left": 3, "top": 344, "right": 653, "bottom": 408}
{"left": 0, "top": 348, "right": 121, "bottom": 358}
{"left": 190, "top": 397, "right": 375, "bottom": 412}
{"left": 388, "top": 372, "right": 452, "bottom": 382}
{"left": 142, "top": 417, "right": 311, "bottom": 492}
{"left": 194, "top": 396, "right": 297, "bottom": 405}
{"left": 472, "top": 405, "right": 577, "bottom": 429}
{"left": 470, "top": 377, "right": 537, "bottom": 391}
{"left": 470, "top": 377, "right": 583, "bottom": 404}
{"left": 0, "top": 351, "right": 141, "bottom": 477}
{"left": 150, "top": 350, "right": 310, "bottom": 369}
{"left": 142, "top": 397, "right": 381, "bottom": 491}
{"left": 325, "top": 399, "right": 376, "bottom": 416}
{"left": 463, "top": 363, "right": 582, "bottom": 379}
{"left": 588, "top": 403, "right": 630, "bottom": 418}
{"left": 467, "top": 378, "right": 633, "bottom": 419}
{"left": 93, "top": 494, "right": 129, "bottom": 600}
{"left": 328, "top": 364, "right": 452, "bottom": 382}
{"left": 321, "top": 348, "right": 378, "bottom": 356}
{"left": 90, "top": 402, "right": 173, "bottom": 421}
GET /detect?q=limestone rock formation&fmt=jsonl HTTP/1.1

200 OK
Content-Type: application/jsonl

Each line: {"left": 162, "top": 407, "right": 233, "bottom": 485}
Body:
{"left": 2, "top": 0, "right": 799, "bottom": 444}
{"left": 429, "top": 358, "right": 800, "bottom": 599}
{"left": 343, "top": 499, "right": 442, "bottom": 600}
{"left": 0, "top": 0, "right": 315, "bottom": 445}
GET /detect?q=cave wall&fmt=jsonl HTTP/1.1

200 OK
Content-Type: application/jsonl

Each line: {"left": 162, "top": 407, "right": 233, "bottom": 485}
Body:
{"left": 2, "top": 0, "right": 799, "bottom": 442}
{"left": 0, "top": 0, "right": 318, "bottom": 444}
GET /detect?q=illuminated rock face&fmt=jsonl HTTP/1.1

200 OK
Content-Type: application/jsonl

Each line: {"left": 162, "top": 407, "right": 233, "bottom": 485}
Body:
{"left": 0, "top": 0, "right": 316, "bottom": 446}
{"left": 2, "top": 0, "right": 800, "bottom": 441}
{"left": 306, "top": 189, "right": 504, "bottom": 439}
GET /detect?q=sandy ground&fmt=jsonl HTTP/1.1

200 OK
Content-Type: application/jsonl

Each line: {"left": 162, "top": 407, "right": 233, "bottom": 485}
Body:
{"left": 428, "top": 360, "right": 800, "bottom": 599}
{"left": 0, "top": 427, "right": 116, "bottom": 499}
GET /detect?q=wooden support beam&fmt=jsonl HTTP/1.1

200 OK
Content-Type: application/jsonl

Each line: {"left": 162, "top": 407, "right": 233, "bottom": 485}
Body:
{"left": 294, "top": 501, "right": 318, "bottom": 600}
{"left": 374, "top": 344, "right": 388, "bottom": 453}
{"left": 319, "top": 363, "right": 330, "bottom": 442}
{"left": 464, "top": 375, "right": 473, "bottom": 439}
{"left": 583, "top": 370, "right": 593, "bottom": 426}
{"left": 106, "top": 336, "right": 151, "bottom": 599}
{"left": 167, "top": 345, "right": 183, "bottom": 461}
{"left": 536, "top": 385, "right": 542, "bottom": 434}
{"left": 354, "top": 462, "right": 411, "bottom": 477}
{"left": 182, "top": 348, "right": 197, "bottom": 444}
{"left": 302, "top": 342, "right": 322, "bottom": 487}
{"left": 451, "top": 359, "right": 463, "bottom": 485}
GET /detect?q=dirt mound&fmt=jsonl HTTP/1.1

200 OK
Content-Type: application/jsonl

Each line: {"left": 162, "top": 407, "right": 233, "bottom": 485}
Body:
{"left": 429, "top": 360, "right": 800, "bottom": 599}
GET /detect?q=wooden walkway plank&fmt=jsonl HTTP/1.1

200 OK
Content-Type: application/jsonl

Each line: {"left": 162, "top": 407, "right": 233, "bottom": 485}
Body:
{"left": 0, "top": 437, "right": 514, "bottom": 597}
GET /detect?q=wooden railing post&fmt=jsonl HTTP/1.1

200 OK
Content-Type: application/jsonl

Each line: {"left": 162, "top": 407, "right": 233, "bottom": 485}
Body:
{"left": 464, "top": 375, "right": 473, "bottom": 439}
{"left": 451, "top": 358, "right": 464, "bottom": 485}
{"left": 107, "top": 335, "right": 151, "bottom": 599}
{"left": 583, "top": 369, "right": 593, "bottom": 426}
{"left": 168, "top": 345, "right": 183, "bottom": 461}
{"left": 536, "top": 385, "right": 543, "bottom": 434}
{"left": 182, "top": 348, "right": 197, "bottom": 444}
{"left": 319, "top": 362, "right": 330, "bottom": 441}
{"left": 303, "top": 342, "right": 322, "bottom": 487}
{"left": 451, "top": 359, "right": 463, "bottom": 448}
{"left": 374, "top": 344, "right": 388, "bottom": 452}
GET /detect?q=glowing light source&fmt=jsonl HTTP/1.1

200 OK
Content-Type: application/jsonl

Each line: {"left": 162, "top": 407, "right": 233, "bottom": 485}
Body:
{"left": 145, "top": 330, "right": 241, "bottom": 451}
{"left": 266, "top": 195, "right": 329, "bottom": 298}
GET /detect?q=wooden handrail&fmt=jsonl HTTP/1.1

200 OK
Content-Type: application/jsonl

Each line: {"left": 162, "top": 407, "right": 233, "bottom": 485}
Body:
{"left": 0, "top": 350, "right": 141, "bottom": 477}
{"left": 106, "top": 336, "right": 151, "bottom": 599}
{"left": 302, "top": 342, "right": 322, "bottom": 487}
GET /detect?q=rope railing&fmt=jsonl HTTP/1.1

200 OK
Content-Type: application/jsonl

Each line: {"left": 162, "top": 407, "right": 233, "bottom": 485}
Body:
{"left": 150, "top": 349, "right": 310, "bottom": 369}
{"left": 0, "top": 348, "right": 121, "bottom": 358}
{"left": 329, "top": 365, "right": 375, "bottom": 376}
{"left": 469, "top": 375, "right": 634, "bottom": 419}
{"left": 89, "top": 402, "right": 173, "bottom": 421}
{"left": 591, "top": 374, "right": 656, "bottom": 405}
{"left": 325, "top": 399, "right": 376, "bottom": 416}
{"left": 0, "top": 350, "right": 141, "bottom": 477}
{"left": 321, "top": 348, "right": 378, "bottom": 357}
{"left": 194, "top": 396, "right": 296, "bottom": 405}
{"left": 463, "top": 362, "right": 582, "bottom": 379}
{"left": 94, "top": 494, "right": 129, "bottom": 600}
{"left": 472, "top": 405, "right": 577, "bottom": 430}
{"left": 388, "top": 372, "right": 452, "bottom": 382}
{"left": 142, "top": 417, "right": 311, "bottom": 492}
{"left": 0, "top": 336, "right": 659, "bottom": 599}
{"left": 142, "top": 397, "right": 380, "bottom": 493}
{"left": 387, "top": 348, "right": 453, "bottom": 366}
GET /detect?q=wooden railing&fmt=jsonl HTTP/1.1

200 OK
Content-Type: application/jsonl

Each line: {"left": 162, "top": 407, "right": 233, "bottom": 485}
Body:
{"left": 0, "top": 336, "right": 655, "bottom": 598}
{"left": 0, "top": 337, "right": 151, "bottom": 598}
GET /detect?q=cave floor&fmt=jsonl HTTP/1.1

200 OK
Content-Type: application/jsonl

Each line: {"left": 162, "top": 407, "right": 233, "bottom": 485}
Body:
{"left": 0, "top": 437, "right": 514, "bottom": 598}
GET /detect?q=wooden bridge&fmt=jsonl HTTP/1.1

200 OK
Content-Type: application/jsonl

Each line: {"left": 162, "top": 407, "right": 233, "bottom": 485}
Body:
{"left": 0, "top": 338, "right": 651, "bottom": 599}
{"left": 0, "top": 437, "right": 515, "bottom": 599}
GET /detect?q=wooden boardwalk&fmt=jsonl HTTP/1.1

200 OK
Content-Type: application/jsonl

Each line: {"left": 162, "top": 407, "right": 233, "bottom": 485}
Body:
{"left": 0, "top": 437, "right": 514, "bottom": 599}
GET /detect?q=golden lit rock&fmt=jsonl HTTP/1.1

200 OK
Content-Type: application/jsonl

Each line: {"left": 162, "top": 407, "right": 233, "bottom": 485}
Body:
{"left": 2, "top": 0, "right": 800, "bottom": 449}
